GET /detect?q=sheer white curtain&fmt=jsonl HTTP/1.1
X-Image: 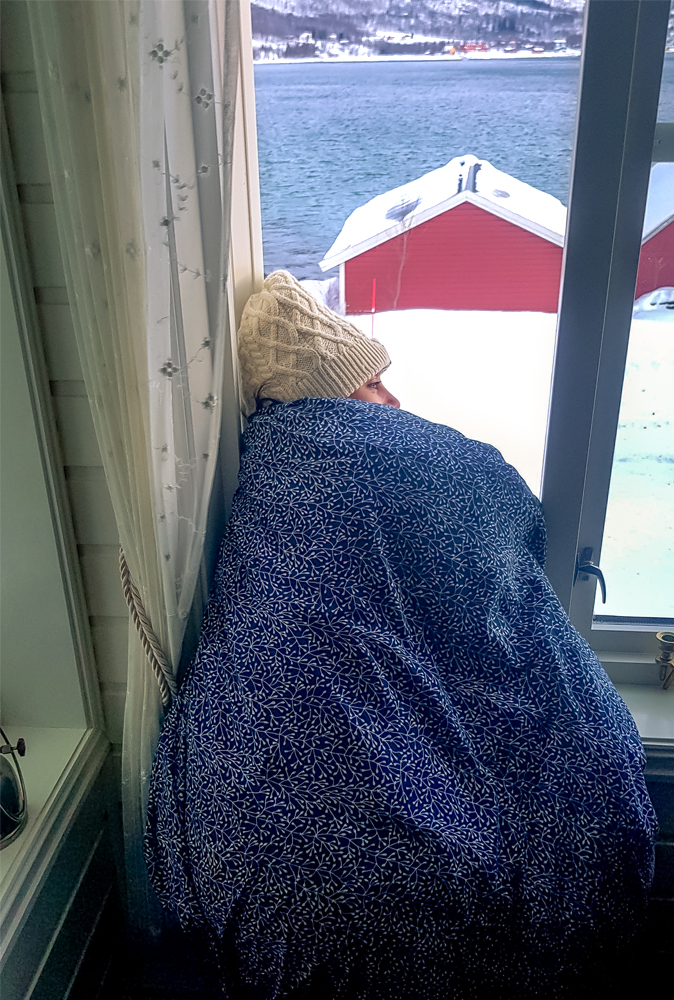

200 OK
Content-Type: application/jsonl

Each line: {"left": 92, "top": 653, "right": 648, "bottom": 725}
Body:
{"left": 27, "top": 0, "right": 240, "bottom": 930}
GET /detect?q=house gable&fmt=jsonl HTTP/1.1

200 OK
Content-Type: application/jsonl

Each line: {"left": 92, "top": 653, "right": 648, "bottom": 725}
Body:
{"left": 322, "top": 188, "right": 565, "bottom": 272}
{"left": 344, "top": 201, "right": 564, "bottom": 314}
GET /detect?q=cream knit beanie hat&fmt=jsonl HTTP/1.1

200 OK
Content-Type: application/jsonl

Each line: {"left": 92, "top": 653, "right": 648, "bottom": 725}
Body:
{"left": 237, "top": 270, "right": 390, "bottom": 416}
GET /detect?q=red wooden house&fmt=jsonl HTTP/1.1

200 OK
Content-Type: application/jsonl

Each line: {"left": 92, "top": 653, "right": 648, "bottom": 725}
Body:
{"left": 319, "top": 155, "right": 567, "bottom": 314}
{"left": 635, "top": 162, "right": 674, "bottom": 299}
{"left": 319, "top": 156, "right": 674, "bottom": 316}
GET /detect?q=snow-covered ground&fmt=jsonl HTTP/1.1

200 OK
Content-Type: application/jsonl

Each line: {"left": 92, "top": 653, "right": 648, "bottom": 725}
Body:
{"left": 346, "top": 306, "right": 673, "bottom": 620}
{"left": 599, "top": 316, "right": 674, "bottom": 619}
{"left": 350, "top": 308, "right": 556, "bottom": 494}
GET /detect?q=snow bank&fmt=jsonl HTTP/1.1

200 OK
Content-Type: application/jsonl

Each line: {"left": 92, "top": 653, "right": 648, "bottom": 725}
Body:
{"left": 633, "top": 285, "right": 674, "bottom": 321}
{"left": 299, "top": 277, "right": 340, "bottom": 313}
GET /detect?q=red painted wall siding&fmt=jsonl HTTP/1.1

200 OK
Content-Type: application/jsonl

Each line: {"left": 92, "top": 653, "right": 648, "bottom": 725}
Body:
{"left": 635, "top": 221, "right": 674, "bottom": 298}
{"left": 344, "top": 201, "right": 564, "bottom": 314}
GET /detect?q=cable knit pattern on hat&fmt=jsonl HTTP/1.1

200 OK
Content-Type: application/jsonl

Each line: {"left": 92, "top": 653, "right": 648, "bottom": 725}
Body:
{"left": 237, "top": 270, "right": 390, "bottom": 416}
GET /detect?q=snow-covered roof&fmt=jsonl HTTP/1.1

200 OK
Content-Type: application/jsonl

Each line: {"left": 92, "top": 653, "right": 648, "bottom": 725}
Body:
{"left": 319, "top": 154, "right": 568, "bottom": 271}
{"left": 319, "top": 156, "right": 674, "bottom": 273}
{"left": 643, "top": 162, "right": 674, "bottom": 239}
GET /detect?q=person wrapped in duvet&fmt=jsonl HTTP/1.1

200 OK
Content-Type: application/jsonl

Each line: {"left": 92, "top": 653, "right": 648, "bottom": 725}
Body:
{"left": 145, "top": 271, "right": 656, "bottom": 1000}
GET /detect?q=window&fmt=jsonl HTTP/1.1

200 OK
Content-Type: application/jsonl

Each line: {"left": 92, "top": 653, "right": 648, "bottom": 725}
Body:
{"left": 541, "top": 0, "right": 673, "bottom": 703}
{"left": 0, "top": 141, "right": 108, "bottom": 948}
{"left": 254, "top": 45, "right": 583, "bottom": 497}
{"left": 249, "top": 1, "right": 673, "bottom": 710}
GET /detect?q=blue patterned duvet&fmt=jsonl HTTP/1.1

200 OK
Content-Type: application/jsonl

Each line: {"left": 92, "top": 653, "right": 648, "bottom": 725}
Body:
{"left": 145, "top": 398, "right": 656, "bottom": 999}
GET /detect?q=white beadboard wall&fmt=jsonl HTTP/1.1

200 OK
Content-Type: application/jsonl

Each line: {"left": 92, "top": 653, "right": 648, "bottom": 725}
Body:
{"left": 2, "top": 0, "right": 128, "bottom": 744}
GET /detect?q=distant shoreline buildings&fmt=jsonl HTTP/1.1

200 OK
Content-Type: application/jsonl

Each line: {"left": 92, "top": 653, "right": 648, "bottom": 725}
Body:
{"left": 250, "top": 1, "right": 674, "bottom": 63}
{"left": 253, "top": 32, "right": 583, "bottom": 63}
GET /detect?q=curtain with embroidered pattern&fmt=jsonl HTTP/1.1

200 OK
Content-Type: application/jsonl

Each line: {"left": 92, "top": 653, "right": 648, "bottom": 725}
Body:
{"left": 27, "top": 0, "right": 241, "bottom": 930}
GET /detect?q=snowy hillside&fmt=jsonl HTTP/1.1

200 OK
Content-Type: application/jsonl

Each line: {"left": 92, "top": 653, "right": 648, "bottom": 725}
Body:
{"left": 252, "top": 1, "right": 586, "bottom": 43}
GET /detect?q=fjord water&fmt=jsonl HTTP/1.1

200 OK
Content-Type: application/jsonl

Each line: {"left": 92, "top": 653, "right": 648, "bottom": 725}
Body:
{"left": 255, "top": 56, "right": 674, "bottom": 280}
{"left": 254, "top": 57, "right": 582, "bottom": 279}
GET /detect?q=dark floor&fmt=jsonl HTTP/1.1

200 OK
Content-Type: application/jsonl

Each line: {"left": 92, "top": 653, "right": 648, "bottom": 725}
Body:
{"left": 70, "top": 895, "right": 217, "bottom": 1000}
{"left": 72, "top": 892, "right": 674, "bottom": 1000}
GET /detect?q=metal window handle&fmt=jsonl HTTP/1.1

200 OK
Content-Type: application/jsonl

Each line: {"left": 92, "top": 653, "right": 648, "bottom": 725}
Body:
{"left": 574, "top": 547, "right": 607, "bottom": 604}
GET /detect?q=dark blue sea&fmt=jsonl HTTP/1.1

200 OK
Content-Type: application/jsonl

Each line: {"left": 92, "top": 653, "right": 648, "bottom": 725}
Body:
{"left": 254, "top": 55, "right": 674, "bottom": 280}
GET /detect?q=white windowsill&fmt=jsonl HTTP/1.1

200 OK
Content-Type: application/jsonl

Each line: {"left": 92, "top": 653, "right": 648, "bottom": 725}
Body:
{"left": 614, "top": 685, "right": 674, "bottom": 744}
{"left": 614, "top": 685, "right": 674, "bottom": 779}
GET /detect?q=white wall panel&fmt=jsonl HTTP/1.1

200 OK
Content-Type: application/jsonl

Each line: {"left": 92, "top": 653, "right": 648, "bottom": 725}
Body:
{"left": 51, "top": 394, "right": 103, "bottom": 468}
{"left": 100, "top": 686, "right": 126, "bottom": 746}
{"left": 78, "top": 547, "right": 129, "bottom": 619}
{"left": 2, "top": 94, "right": 49, "bottom": 184}
{"left": 19, "top": 203, "right": 65, "bottom": 286}
{"left": 90, "top": 619, "right": 129, "bottom": 686}
{"left": 38, "top": 304, "right": 82, "bottom": 382}
{"left": 65, "top": 468, "right": 119, "bottom": 548}
{"left": 0, "top": 236, "right": 86, "bottom": 730}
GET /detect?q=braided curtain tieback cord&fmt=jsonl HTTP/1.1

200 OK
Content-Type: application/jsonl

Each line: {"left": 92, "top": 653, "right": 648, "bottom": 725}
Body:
{"left": 119, "top": 548, "right": 176, "bottom": 709}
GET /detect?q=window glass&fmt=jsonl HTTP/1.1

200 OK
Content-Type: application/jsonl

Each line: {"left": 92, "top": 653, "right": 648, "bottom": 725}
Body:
{"left": 593, "top": 50, "right": 674, "bottom": 622}
{"left": 254, "top": 26, "right": 585, "bottom": 495}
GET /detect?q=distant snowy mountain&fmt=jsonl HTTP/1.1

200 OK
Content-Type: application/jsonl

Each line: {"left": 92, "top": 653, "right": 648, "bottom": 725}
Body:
{"left": 253, "top": 1, "right": 585, "bottom": 16}
{"left": 251, "top": 1, "right": 586, "bottom": 44}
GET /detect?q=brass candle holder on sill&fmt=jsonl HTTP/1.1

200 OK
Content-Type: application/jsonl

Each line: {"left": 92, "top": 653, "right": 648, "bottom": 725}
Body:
{"left": 655, "top": 631, "right": 674, "bottom": 691}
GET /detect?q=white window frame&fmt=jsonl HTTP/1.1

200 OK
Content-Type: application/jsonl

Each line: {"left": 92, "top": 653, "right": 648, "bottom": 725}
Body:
{"left": 541, "top": 0, "right": 673, "bottom": 690}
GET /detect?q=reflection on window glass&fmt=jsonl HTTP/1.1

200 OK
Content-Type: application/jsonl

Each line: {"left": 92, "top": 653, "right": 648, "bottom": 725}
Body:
{"left": 594, "top": 46, "right": 674, "bottom": 621}
{"left": 254, "top": 13, "right": 585, "bottom": 495}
